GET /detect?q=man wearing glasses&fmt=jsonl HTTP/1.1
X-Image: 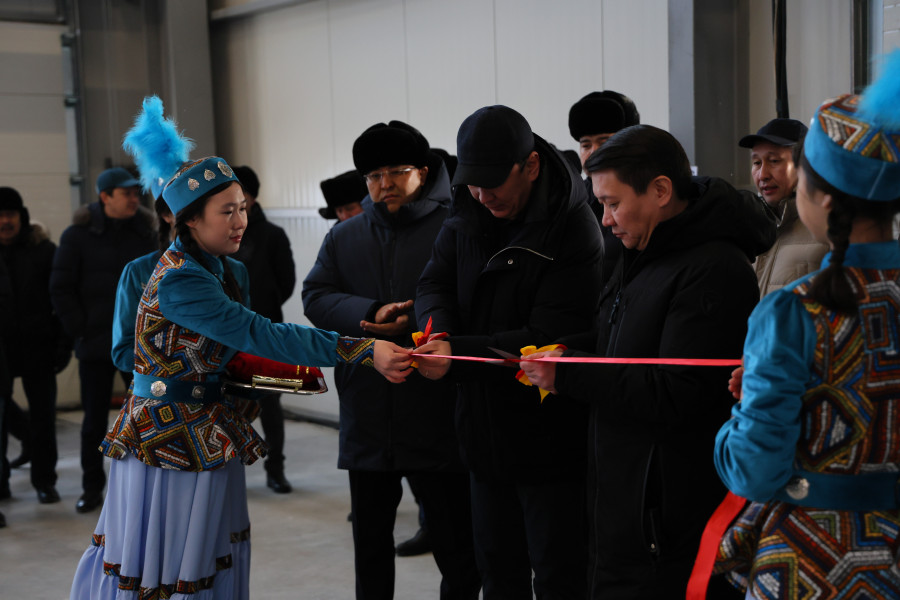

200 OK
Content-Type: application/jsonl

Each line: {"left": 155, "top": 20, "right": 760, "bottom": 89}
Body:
{"left": 302, "top": 121, "right": 480, "bottom": 599}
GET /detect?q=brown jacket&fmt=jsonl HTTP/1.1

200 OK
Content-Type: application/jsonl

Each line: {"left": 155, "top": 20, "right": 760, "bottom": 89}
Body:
{"left": 753, "top": 196, "right": 829, "bottom": 297}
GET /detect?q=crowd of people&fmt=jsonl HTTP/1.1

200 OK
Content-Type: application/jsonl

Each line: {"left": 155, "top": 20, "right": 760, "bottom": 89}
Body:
{"left": 1, "top": 47, "right": 899, "bottom": 600}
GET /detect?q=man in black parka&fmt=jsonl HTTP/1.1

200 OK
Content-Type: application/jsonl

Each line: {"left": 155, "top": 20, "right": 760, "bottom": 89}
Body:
{"left": 303, "top": 121, "right": 480, "bottom": 600}
{"left": 49, "top": 168, "right": 156, "bottom": 513}
{"left": 415, "top": 105, "right": 603, "bottom": 599}
{"left": 0, "top": 187, "right": 70, "bottom": 505}
{"left": 230, "top": 165, "right": 297, "bottom": 494}
{"left": 521, "top": 125, "right": 775, "bottom": 599}
{"left": 568, "top": 90, "right": 641, "bottom": 282}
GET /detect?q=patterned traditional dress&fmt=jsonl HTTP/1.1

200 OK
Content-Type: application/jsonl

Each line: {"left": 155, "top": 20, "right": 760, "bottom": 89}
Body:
{"left": 712, "top": 242, "right": 900, "bottom": 599}
{"left": 70, "top": 239, "right": 374, "bottom": 600}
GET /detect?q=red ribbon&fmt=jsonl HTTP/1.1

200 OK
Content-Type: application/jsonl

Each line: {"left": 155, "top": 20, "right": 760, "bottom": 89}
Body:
{"left": 686, "top": 491, "right": 748, "bottom": 599}
{"left": 411, "top": 354, "right": 741, "bottom": 367}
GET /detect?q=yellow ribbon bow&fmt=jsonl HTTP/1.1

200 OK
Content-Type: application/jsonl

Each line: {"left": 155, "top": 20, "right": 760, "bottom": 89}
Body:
{"left": 516, "top": 344, "right": 564, "bottom": 402}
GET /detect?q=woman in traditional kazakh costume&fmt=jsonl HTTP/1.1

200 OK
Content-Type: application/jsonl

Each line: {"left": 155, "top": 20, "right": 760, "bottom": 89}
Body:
{"left": 69, "top": 99, "right": 412, "bottom": 600}
{"left": 711, "top": 50, "right": 900, "bottom": 599}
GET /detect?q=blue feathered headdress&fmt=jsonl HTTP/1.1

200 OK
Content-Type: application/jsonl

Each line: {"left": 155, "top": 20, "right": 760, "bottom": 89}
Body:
{"left": 122, "top": 95, "right": 194, "bottom": 199}
{"left": 804, "top": 48, "right": 900, "bottom": 202}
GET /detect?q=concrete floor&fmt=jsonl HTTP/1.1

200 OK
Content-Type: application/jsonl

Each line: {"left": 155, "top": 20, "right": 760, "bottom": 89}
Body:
{"left": 0, "top": 406, "right": 446, "bottom": 600}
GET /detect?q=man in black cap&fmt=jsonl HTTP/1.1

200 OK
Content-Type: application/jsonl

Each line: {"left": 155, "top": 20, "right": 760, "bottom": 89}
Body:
{"left": 50, "top": 168, "right": 156, "bottom": 513}
{"left": 414, "top": 105, "right": 603, "bottom": 598}
{"left": 0, "top": 187, "right": 70, "bottom": 505}
{"left": 319, "top": 170, "right": 367, "bottom": 222}
{"left": 230, "top": 165, "right": 297, "bottom": 494}
{"left": 303, "top": 121, "right": 480, "bottom": 599}
{"left": 569, "top": 90, "right": 641, "bottom": 281}
{"left": 738, "top": 118, "right": 828, "bottom": 296}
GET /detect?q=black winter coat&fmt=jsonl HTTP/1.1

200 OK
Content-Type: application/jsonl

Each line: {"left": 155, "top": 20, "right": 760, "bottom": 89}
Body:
{"left": 0, "top": 258, "right": 12, "bottom": 396}
{"left": 231, "top": 203, "right": 295, "bottom": 322}
{"left": 49, "top": 202, "right": 156, "bottom": 362}
{"left": 416, "top": 135, "right": 604, "bottom": 484}
{"left": 555, "top": 176, "right": 776, "bottom": 599}
{"left": 303, "top": 162, "right": 463, "bottom": 472}
{"left": 0, "top": 223, "right": 67, "bottom": 375}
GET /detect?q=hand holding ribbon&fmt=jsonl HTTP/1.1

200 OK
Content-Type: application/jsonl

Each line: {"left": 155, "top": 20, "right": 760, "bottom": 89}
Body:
{"left": 727, "top": 359, "right": 744, "bottom": 401}
{"left": 518, "top": 345, "right": 566, "bottom": 401}
{"left": 411, "top": 316, "right": 450, "bottom": 378}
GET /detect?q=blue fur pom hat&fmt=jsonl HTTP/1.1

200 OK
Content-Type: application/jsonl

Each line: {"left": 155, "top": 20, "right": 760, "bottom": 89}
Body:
{"left": 162, "top": 157, "right": 240, "bottom": 215}
{"left": 804, "top": 49, "right": 900, "bottom": 202}
{"left": 122, "top": 96, "right": 194, "bottom": 201}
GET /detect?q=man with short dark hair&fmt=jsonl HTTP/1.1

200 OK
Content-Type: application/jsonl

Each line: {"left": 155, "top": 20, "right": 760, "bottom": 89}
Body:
{"left": 738, "top": 118, "right": 828, "bottom": 296}
{"left": 303, "top": 121, "right": 480, "bottom": 599}
{"left": 415, "top": 105, "right": 603, "bottom": 599}
{"left": 0, "top": 187, "right": 70, "bottom": 505}
{"left": 520, "top": 124, "right": 775, "bottom": 598}
{"left": 230, "top": 165, "right": 297, "bottom": 494}
{"left": 50, "top": 167, "right": 156, "bottom": 513}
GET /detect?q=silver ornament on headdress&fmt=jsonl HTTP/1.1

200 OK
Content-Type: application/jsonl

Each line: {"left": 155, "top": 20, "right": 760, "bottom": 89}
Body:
{"left": 217, "top": 161, "right": 233, "bottom": 177}
{"left": 204, "top": 169, "right": 216, "bottom": 181}
{"left": 188, "top": 178, "right": 200, "bottom": 191}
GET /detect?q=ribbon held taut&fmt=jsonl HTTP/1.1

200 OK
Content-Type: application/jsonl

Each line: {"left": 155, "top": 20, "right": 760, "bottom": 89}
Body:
{"left": 412, "top": 354, "right": 742, "bottom": 367}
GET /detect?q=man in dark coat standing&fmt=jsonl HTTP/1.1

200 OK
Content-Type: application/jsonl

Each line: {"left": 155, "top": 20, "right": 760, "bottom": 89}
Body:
{"left": 521, "top": 125, "right": 775, "bottom": 599}
{"left": 318, "top": 169, "right": 367, "bottom": 223}
{"left": 303, "top": 121, "right": 480, "bottom": 600}
{"left": 0, "top": 187, "right": 70, "bottom": 505}
{"left": 414, "top": 105, "right": 603, "bottom": 599}
{"left": 230, "top": 165, "right": 297, "bottom": 494}
{"left": 49, "top": 168, "right": 156, "bottom": 513}
{"left": 0, "top": 252, "right": 12, "bottom": 527}
{"left": 568, "top": 90, "right": 641, "bottom": 283}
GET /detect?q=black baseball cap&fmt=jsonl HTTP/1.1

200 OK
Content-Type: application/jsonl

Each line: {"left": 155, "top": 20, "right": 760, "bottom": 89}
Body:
{"left": 738, "top": 118, "right": 808, "bottom": 148}
{"left": 452, "top": 105, "right": 535, "bottom": 189}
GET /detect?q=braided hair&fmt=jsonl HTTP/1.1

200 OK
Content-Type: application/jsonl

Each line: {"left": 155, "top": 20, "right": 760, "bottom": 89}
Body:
{"left": 796, "top": 140, "right": 900, "bottom": 313}
{"left": 168, "top": 163, "right": 245, "bottom": 304}
{"left": 153, "top": 196, "right": 172, "bottom": 254}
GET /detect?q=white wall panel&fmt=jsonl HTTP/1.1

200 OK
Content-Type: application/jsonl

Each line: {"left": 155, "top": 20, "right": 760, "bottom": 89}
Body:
{"left": 254, "top": 2, "right": 333, "bottom": 209}
{"left": 213, "top": 16, "right": 256, "bottom": 162}
{"left": 0, "top": 21, "right": 70, "bottom": 244}
{"left": 493, "top": 0, "right": 606, "bottom": 150}
{"left": 601, "top": 0, "right": 669, "bottom": 132}
{"left": 329, "top": 0, "right": 409, "bottom": 165}
{"left": 405, "top": 0, "right": 496, "bottom": 152}
{"left": 787, "top": 0, "right": 852, "bottom": 124}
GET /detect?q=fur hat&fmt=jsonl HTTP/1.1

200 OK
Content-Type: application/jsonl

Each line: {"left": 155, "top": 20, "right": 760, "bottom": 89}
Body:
{"left": 568, "top": 91, "right": 640, "bottom": 141}
{"left": 0, "top": 187, "right": 24, "bottom": 212}
{"left": 319, "top": 170, "right": 368, "bottom": 219}
{"left": 352, "top": 121, "right": 430, "bottom": 175}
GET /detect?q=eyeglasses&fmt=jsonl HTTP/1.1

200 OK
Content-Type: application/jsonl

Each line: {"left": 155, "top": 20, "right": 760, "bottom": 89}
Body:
{"left": 363, "top": 167, "right": 416, "bottom": 184}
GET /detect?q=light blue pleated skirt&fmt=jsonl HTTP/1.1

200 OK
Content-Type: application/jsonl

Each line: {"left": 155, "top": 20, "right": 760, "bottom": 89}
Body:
{"left": 69, "top": 453, "right": 251, "bottom": 600}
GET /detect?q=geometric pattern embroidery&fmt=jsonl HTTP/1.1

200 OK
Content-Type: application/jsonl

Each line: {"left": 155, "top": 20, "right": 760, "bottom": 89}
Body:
{"left": 101, "top": 249, "right": 266, "bottom": 471}
{"left": 91, "top": 526, "right": 250, "bottom": 597}
{"left": 818, "top": 95, "right": 900, "bottom": 164}
{"left": 712, "top": 267, "right": 900, "bottom": 599}
{"left": 336, "top": 337, "right": 375, "bottom": 367}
